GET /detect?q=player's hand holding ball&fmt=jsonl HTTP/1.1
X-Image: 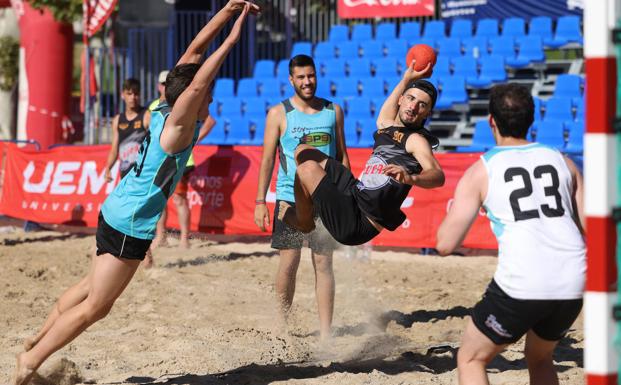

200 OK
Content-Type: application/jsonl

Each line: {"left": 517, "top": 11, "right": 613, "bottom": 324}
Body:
{"left": 405, "top": 44, "right": 437, "bottom": 79}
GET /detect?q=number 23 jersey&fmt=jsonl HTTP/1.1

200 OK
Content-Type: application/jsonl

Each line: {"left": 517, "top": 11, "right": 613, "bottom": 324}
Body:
{"left": 481, "top": 143, "right": 585, "bottom": 300}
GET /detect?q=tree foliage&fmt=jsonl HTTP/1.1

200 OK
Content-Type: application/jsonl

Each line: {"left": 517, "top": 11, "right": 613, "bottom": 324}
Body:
{"left": 0, "top": 36, "right": 19, "bottom": 92}
{"left": 28, "top": 0, "right": 82, "bottom": 24}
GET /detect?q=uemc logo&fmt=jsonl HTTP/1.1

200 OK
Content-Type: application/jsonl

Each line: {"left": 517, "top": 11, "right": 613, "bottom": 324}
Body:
{"left": 300, "top": 132, "right": 332, "bottom": 147}
{"left": 22, "top": 161, "right": 116, "bottom": 195}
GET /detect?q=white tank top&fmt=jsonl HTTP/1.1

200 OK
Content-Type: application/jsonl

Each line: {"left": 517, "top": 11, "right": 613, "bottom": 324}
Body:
{"left": 481, "top": 143, "right": 585, "bottom": 300}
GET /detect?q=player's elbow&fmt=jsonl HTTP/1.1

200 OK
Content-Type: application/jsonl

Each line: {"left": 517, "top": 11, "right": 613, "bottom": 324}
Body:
{"left": 432, "top": 171, "right": 445, "bottom": 188}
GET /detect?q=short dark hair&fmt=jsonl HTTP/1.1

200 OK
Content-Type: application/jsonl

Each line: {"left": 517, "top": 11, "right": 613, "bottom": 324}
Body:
{"left": 165, "top": 63, "right": 200, "bottom": 106}
{"left": 122, "top": 78, "right": 140, "bottom": 93}
{"left": 489, "top": 83, "right": 534, "bottom": 139}
{"left": 288, "top": 54, "right": 316, "bottom": 75}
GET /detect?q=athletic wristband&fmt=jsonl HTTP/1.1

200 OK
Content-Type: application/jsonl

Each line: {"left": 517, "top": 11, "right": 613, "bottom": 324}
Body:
{"left": 255, "top": 199, "right": 266, "bottom": 205}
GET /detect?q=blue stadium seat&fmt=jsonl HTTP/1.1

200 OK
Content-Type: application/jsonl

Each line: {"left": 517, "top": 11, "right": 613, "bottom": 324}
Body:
{"left": 352, "top": 24, "right": 373, "bottom": 42}
{"left": 321, "top": 58, "right": 347, "bottom": 78}
{"left": 470, "top": 119, "right": 495, "bottom": 151}
{"left": 243, "top": 97, "right": 267, "bottom": 117}
{"left": 376, "top": 22, "right": 397, "bottom": 41}
{"left": 509, "top": 36, "right": 545, "bottom": 67}
{"left": 373, "top": 57, "right": 399, "bottom": 78}
{"left": 565, "top": 120, "right": 584, "bottom": 153}
{"left": 434, "top": 55, "right": 452, "bottom": 78}
{"left": 477, "top": 55, "right": 506, "bottom": 83}
{"left": 554, "top": 74, "right": 583, "bottom": 99}
{"left": 200, "top": 119, "right": 226, "bottom": 145}
{"left": 529, "top": 16, "right": 555, "bottom": 47}
{"left": 423, "top": 20, "right": 446, "bottom": 40}
{"left": 258, "top": 78, "right": 283, "bottom": 98}
{"left": 553, "top": 16, "right": 583, "bottom": 47}
{"left": 533, "top": 97, "right": 543, "bottom": 121}
{"left": 329, "top": 25, "right": 349, "bottom": 42}
{"left": 223, "top": 117, "right": 250, "bottom": 145}
{"left": 237, "top": 78, "right": 259, "bottom": 98}
{"left": 543, "top": 97, "right": 573, "bottom": 122}
{"left": 360, "top": 40, "right": 385, "bottom": 59}
{"left": 451, "top": 19, "right": 473, "bottom": 39}
{"left": 502, "top": 17, "right": 526, "bottom": 38}
{"left": 266, "top": 97, "right": 284, "bottom": 108}
{"left": 348, "top": 58, "right": 372, "bottom": 78}
{"left": 214, "top": 78, "right": 235, "bottom": 98}
{"left": 462, "top": 37, "right": 489, "bottom": 58}
{"left": 276, "top": 59, "right": 290, "bottom": 80}
{"left": 371, "top": 97, "right": 385, "bottom": 117}
{"left": 534, "top": 121, "right": 565, "bottom": 149}
{"left": 334, "top": 77, "right": 359, "bottom": 97}
{"left": 400, "top": 21, "right": 421, "bottom": 42}
{"left": 409, "top": 37, "right": 437, "bottom": 50}
{"left": 358, "top": 118, "right": 377, "bottom": 147}
{"left": 435, "top": 76, "right": 467, "bottom": 110}
{"left": 384, "top": 39, "right": 408, "bottom": 59}
{"left": 314, "top": 41, "right": 336, "bottom": 60}
{"left": 452, "top": 56, "right": 479, "bottom": 86}
{"left": 475, "top": 18, "right": 499, "bottom": 39}
{"left": 336, "top": 41, "right": 360, "bottom": 59}
{"left": 291, "top": 41, "right": 312, "bottom": 57}
{"left": 344, "top": 119, "right": 359, "bottom": 147}
{"left": 360, "top": 77, "right": 385, "bottom": 97}
{"left": 384, "top": 76, "right": 400, "bottom": 94}
{"left": 315, "top": 78, "right": 333, "bottom": 98}
{"left": 347, "top": 96, "right": 372, "bottom": 119}
{"left": 574, "top": 98, "right": 584, "bottom": 121}
{"left": 329, "top": 96, "right": 346, "bottom": 111}
{"left": 248, "top": 117, "right": 265, "bottom": 145}
{"left": 218, "top": 97, "right": 243, "bottom": 117}
{"left": 489, "top": 36, "right": 516, "bottom": 60}
{"left": 253, "top": 60, "right": 275, "bottom": 78}
{"left": 437, "top": 38, "right": 462, "bottom": 58}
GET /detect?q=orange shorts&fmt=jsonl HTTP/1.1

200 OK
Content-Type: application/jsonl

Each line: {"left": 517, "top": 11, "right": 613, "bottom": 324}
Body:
{"left": 174, "top": 167, "right": 194, "bottom": 196}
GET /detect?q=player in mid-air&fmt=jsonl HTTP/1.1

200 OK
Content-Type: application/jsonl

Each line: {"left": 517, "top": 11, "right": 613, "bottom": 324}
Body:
{"left": 11, "top": 2, "right": 259, "bottom": 384}
{"left": 436, "top": 83, "right": 585, "bottom": 385}
{"left": 279, "top": 60, "right": 445, "bottom": 246}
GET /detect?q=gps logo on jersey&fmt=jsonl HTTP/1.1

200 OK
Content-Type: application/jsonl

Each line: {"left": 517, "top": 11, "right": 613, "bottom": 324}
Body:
{"left": 300, "top": 132, "right": 332, "bottom": 147}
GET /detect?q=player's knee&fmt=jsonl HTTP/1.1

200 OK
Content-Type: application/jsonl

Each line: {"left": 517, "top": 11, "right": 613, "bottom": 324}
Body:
{"left": 313, "top": 255, "right": 333, "bottom": 274}
{"left": 83, "top": 298, "right": 114, "bottom": 323}
{"left": 296, "top": 161, "right": 317, "bottom": 180}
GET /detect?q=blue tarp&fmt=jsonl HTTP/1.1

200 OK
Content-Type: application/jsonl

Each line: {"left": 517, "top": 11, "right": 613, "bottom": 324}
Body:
{"left": 441, "top": 0, "right": 583, "bottom": 20}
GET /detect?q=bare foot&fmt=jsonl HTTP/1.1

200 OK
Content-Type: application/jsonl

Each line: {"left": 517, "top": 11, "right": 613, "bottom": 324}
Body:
{"left": 142, "top": 251, "right": 154, "bottom": 269}
{"left": 12, "top": 353, "right": 36, "bottom": 385}
{"left": 23, "top": 337, "right": 36, "bottom": 352}
{"left": 278, "top": 201, "right": 315, "bottom": 233}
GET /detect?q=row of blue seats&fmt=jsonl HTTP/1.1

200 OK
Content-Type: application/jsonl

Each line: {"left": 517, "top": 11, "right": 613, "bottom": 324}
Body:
{"left": 307, "top": 35, "right": 546, "bottom": 63}
{"left": 325, "top": 16, "right": 582, "bottom": 47}
{"left": 457, "top": 119, "right": 584, "bottom": 153}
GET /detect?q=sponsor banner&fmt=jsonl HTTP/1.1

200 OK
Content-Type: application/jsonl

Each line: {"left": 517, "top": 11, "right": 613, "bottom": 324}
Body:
{"left": 337, "top": 0, "right": 435, "bottom": 19}
{"left": 441, "top": 0, "right": 582, "bottom": 20}
{"left": 0, "top": 145, "right": 496, "bottom": 249}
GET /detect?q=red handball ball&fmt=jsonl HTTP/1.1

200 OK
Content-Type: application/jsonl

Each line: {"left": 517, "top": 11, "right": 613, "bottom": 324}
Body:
{"left": 405, "top": 44, "right": 437, "bottom": 77}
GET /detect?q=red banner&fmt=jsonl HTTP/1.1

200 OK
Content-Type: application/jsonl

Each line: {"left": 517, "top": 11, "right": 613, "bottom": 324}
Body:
{"left": 0, "top": 145, "right": 496, "bottom": 249}
{"left": 83, "top": 0, "right": 118, "bottom": 38}
{"left": 337, "top": 0, "right": 435, "bottom": 19}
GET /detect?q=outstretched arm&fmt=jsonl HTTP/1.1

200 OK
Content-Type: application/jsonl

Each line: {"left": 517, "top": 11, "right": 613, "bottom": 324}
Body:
{"left": 176, "top": 0, "right": 260, "bottom": 66}
{"left": 382, "top": 134, "right": 444, "bottom": 188}
{"left": 376, "top": 60, "right": 430, "bottom": 129}
{"left": 436, "top": 160, "right": 486, "bottom": 255}
{"left": 162, "top": 5, "right": 251, "bottom": 154}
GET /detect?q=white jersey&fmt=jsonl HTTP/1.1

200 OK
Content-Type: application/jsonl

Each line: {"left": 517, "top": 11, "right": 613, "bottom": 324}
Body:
{"left": 481, "top": 143, "right": 585, "bottom": 300}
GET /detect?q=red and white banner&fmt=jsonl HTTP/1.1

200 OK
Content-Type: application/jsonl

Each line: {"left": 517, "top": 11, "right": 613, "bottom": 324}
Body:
{"left": 0, "top": 145, "right": 496, "bottom": 249}
{"left": 83, "top": 0, "right": 118, "bottom": 38}
{"left": 337, "top": 0, "right": 435, "bottom": 19}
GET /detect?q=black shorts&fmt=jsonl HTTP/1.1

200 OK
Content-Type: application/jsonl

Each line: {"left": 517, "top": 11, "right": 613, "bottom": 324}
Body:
{"left": 95, "top": 212, "right": 152, "bottom": 260}
{"left": 311, "top": 158, "right": 379, "bottom": 246}
{"left": 271, "top": 200, "right": 339, "bottom": 254}
{"left": 472, "top": 279, "right": 583, "bottom": 345}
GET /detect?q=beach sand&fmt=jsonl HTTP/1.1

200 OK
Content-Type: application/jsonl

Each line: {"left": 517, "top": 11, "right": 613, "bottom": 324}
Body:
{"left": 0, "top": 227, "right": 584, "bottom": 384}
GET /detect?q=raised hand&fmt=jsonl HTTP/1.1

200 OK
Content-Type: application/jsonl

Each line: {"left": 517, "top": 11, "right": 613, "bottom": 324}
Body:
{"left": 226, "top": 3, "right": 251, "bottom": 44}
{"left": 226, "top": 0, "right": 260, "bottom": 15}
{"left": 403, "top": 60, "right": 432, "bottom": 82}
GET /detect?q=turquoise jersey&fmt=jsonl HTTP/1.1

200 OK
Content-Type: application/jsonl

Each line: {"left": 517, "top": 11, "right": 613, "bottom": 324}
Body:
{"left": 101, "top": 102, "right": 200, "bottom": 239}
{"left": 276, "top": 98, "right": 337, "bottom": 202}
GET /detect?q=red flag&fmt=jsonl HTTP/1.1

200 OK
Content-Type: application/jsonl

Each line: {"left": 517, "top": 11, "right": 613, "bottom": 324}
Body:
{"left": 83, "top": 0, "right": 118, "bottom": 38}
